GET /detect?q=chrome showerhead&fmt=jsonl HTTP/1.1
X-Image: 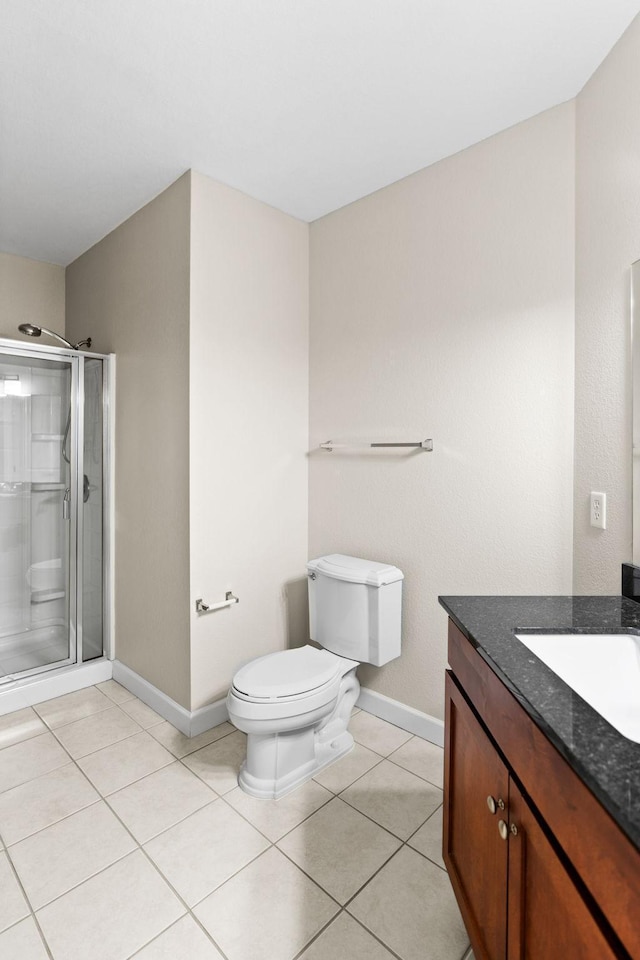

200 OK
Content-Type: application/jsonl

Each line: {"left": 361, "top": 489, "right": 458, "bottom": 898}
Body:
{"left": 18, "top": 323, "right": 41, "bottom": 337}
{"left": 17, "top": 324, "right": 91, "bottom": 351}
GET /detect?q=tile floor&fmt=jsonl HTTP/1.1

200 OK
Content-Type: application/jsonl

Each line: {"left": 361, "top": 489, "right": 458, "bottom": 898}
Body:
{"left": 0, "top": 681, "right": 473, "bottom": 960}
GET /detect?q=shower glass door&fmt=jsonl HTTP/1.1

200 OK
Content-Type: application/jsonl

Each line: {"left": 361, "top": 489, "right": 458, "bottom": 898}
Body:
{"left": 0, "top": 352, "right": 74, "bottom": 681}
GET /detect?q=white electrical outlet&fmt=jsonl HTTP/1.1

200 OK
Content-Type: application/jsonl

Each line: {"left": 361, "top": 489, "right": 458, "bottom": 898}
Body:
{"left": 590, "top": 491, "right": 607, "bottom": 529}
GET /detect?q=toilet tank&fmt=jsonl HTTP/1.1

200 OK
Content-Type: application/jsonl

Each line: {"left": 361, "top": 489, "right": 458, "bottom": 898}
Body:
{"left": 307, "top": 554, "right": 403, "bottom": 666}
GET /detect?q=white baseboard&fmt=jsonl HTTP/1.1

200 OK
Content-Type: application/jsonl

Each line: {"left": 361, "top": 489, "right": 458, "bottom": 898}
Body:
{"left": 0, "top": 658, "right": 113, "bottom": 717}
{"left": 356, "top": 686, "right": 444, "bottom": 747}
{"left": 111, "top": 660, "right": 229, "bottom": 737}
{"left": 110, "top": 662, "right": 443, "bottom": 746}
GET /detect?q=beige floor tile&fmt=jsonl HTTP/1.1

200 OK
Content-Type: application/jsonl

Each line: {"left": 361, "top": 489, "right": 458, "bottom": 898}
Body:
{"left": 119, "top": 698, "right": 164, "bottom": 729}
{"left": 148, "top": 720, "right": 236, "bottom": 758}
{"left": 389, "top": 736, "right": 445, "bottom": 788}
{"left": 0, "top": 763, "right": 99, "bottom": 846}
{"left": 53, "top": 705, "right": 142, "bottom": 759}
{"left": 341, "top": 758, "right": 442, "bottom": 840}
{"left": 0, "top": 850, "right": 29, "bottom": 932}
{"left": 0, "top": 707, "right": 47, "bottom": 750}
{"left": 0, "top": 917, "right": 50, "bottom": 960}
{"left": 299, "top": 911, "right": 397, "bottom": 959}
{"left": 34, "top": 687, "right": 113, "bottom": 729}
{"left": 10, "top": 801, "right": 136, "bottom": 909}
{"left": 77, "top": 730, "right": 174, "bottom": 795}
{"left": 0, "top": 732, "right": 69, "bottom": 794}
{"left": 277, "top": 797, "right": 401, "bottom": 904}
{"left": 225, "top": 778, "right": 333, "bottom": 842}
{"left": 313, "top": 742, "right": 382, "bottom": 794}
{"left": 194, "top": 847, "right": 338, "bottom": 960}
{"left": 144, "top": 799, "right": 269, "bottom": 906}
{"left": 348, "top": 847, "right": 469, "bottom": 960}
{"left": 182, "top": 730, "right": 246, "bottom": 794}
{"left": 408, "top": 805, "right": 445, "bottom": 869}
{"left": 36, "top": 850, "right": 185, "bottom": 960}
{"left": 132, "top": 915, "right": 225, "bottom": 958}
{"left": 108, "top": 761, "right": 215, "bottom": 842}
{"left": 349, "top": 711, "right": 413, "bottom": 756}
{"left": 95, "top": 679, "right": 136, "bottom": 703}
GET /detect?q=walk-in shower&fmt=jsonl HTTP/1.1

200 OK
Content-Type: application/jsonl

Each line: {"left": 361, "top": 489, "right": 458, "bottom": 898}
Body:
{"left": 0, "top": 337, "right": 111, "bottom": 703}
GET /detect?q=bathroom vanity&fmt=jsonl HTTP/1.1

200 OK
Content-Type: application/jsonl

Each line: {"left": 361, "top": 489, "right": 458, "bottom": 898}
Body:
{"left": 438, "top": 596, "right": 640, "bottom": 960}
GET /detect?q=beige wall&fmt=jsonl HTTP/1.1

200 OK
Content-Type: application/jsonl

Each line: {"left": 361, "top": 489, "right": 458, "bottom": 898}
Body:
{"left": 573, "top": 16, "right": 640, "bottom": 593}
{"left": 0, "top": 252, "right": 65, "bottom": 342}
{"left": 189, "top": 172, "right": 309, "bottom": 709}
{"left": 66, "top": 173, "right": 192, "bottom": 708}
{"left": 309, "top": 103, "right": 575, "bottom": 719}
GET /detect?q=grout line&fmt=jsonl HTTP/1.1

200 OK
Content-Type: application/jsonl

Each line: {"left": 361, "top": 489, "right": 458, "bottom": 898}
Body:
{"left": 95, "top": 680, "right": 137, "bottom": 704}
{"left": 290, "top": 912, "right": 341, "bottom": 960}
{"left": 341, "top": 841, "right": 408, "bottom": 911}
{"left": 1, "top": 846, "right": 55, "bottom": 960}
{"left": 33, "top": 695, "right": 115, "bottom": 731}
{"left": 125, "top": 913, "right": 232, "bottom": 960}
{"left": 3, "top": 796, "right": 103, "bottom": 850}
{"left": 49, "top": 696, "right": 144, "bottom": 733}
{"left": 384, "top": 751, "right": 444, "bottom": 789}
{"left": 335, "top": 788, "right": 439, "bottom": 844}
{"left": 347, "top": 911, "right": 407, "bottom": 960}
{"left": 0, "top": 721, "right": 50, "bottom": 753}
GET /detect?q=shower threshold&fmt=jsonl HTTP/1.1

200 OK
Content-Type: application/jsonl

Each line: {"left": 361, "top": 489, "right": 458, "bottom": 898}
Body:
{"left": 0, "top": 656, "right": 112, "bottom": 717}
{"left": 0, "top": 623, "right": 69, "bottom": 682}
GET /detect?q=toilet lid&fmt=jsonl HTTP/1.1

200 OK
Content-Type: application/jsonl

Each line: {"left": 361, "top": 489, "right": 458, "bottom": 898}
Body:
{"left": 233, "top": 646, "right": 344, "bottom": 699}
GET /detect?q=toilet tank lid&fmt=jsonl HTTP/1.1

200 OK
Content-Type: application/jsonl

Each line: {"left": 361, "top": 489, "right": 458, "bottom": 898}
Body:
{"left": 307, "top": 554, "right": 404, "bottom": 587}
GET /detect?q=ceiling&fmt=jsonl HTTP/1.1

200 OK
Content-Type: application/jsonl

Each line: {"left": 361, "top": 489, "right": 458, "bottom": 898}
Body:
{"left": 1, "top": 1, "right": 639, "bottom": 266}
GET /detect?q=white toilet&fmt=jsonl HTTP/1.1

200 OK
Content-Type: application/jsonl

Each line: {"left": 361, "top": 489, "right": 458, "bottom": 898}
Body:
{"left": 227, "top": 554, "right": 403, "bottom": 799}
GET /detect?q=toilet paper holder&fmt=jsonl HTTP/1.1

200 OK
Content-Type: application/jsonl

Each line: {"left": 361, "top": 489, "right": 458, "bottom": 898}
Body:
{"left": 195, "top": 592, "right": 239, "bottom": 614}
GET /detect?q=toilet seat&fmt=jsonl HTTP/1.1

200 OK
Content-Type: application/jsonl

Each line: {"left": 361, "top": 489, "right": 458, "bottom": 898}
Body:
{"left": 232, "top": 646, "right": 352, "bottom": 701}
{"left": 228, "top": 645, "right": 359, "bottom": 724}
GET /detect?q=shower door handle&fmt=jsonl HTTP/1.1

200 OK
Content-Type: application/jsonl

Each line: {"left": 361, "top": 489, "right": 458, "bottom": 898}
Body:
{"left": 63, "top": 488, "right": 71, "bottom": 521}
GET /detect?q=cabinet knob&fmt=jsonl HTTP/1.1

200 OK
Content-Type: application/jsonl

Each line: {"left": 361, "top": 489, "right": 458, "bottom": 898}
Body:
{"left": 487, "top": 795, "right": 505, "bottom": 815}
{"left": 498, "top": 819, "right": 509, "bottom": 840}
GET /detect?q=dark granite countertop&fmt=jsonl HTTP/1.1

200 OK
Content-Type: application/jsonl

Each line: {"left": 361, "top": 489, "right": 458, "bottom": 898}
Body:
{"left": 438, "top": 595, "right": 640, "bottom": 851}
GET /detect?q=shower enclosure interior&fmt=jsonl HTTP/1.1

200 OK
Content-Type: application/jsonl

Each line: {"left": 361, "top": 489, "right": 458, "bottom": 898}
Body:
{"left": 0, "top": 340, "right": 110, "bottom": 686}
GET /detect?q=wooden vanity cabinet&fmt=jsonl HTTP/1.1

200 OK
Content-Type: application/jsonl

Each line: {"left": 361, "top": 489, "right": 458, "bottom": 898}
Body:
{"left": 444, "top": 620, "right": 639, "bottom": 960}
{"left": 444, "top": 672, "right": 509, "bottom": 960}
{"left": 506, "top": 779, "right": 617, "bottom": 960}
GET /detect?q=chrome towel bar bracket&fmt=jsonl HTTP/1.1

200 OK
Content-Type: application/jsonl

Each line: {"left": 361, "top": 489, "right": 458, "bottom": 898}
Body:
{"left": 320, "top": 439, "right": 433, "bottom": 452}
{"left": 195, "top": 592, "right": 239, "bottom": 614}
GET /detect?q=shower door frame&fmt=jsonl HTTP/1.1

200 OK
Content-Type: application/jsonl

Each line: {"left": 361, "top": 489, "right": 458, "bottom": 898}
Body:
{"left": 0, "top": 338, "right": 113, "bottom": 681}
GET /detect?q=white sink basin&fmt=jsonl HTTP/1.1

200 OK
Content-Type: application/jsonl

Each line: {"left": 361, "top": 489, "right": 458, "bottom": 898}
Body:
{"left": 515, "top": 633, "right": 640, "bottom": 743}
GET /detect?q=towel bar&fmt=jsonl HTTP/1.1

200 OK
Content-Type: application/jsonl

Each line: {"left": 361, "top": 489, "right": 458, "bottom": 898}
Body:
{"left": 320, "top": 439, "right": 433, "bottom": 451}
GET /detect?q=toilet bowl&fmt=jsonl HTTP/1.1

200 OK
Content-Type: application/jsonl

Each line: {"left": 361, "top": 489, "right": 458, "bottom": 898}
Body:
{"left": 228, "top": 554, "right": 404, "bottom": 800}
{"left": 227, "top": 645, "right": 360, "bottom": 799}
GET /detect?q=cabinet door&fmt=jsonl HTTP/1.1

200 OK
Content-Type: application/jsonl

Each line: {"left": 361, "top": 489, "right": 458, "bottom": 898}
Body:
{"left": 444, "top": 672, "right": 510, "bottom": 960}
{"left": 507, "top": 781, "right": 620, "bottom": 960}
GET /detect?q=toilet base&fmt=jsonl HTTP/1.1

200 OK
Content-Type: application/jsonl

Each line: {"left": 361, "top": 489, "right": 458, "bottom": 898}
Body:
{"left": 238, "top": 729, "right": 354, "bottom": 800}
